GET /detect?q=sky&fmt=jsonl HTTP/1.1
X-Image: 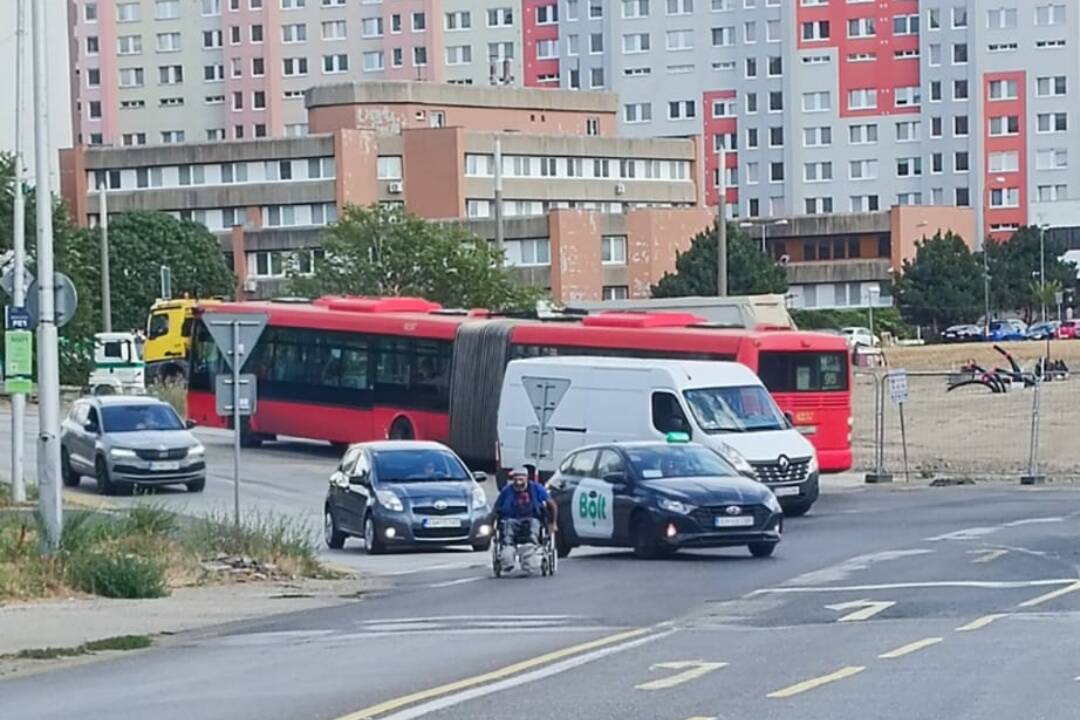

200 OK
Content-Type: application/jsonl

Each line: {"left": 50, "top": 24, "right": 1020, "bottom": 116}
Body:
{"left": 0, "top": 0, "right": 73, "bottom": 188}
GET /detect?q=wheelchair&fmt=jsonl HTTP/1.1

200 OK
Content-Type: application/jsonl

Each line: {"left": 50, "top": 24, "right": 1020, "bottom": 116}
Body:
{"left": 491, "top": 517, "right": 557, "bottom": 578}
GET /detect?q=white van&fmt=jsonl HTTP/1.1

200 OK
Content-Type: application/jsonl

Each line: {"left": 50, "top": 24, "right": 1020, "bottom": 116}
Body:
{"left": 497, "top": 357, "right": 819, "bottom": 515}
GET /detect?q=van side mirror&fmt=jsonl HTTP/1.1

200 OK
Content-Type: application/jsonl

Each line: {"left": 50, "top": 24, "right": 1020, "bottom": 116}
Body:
{"left": 472, "top": 471, "right": 488, "bottom": 483}
{"left": 185, "top": 419, "right": 197, "bottom": 430}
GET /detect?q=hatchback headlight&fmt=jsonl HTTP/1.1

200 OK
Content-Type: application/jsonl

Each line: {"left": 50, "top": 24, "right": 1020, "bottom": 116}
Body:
{"left": 658, "top": 497, "right": 695, "bottom": 515}
{"left": 717, "top": 443, "right": 755, "bottom": 478}
{"left": 764, "top": 492, "right": 783, "bottom": 514}
{"left": 375, "top": 489, "right": 404, "bottom": 512}
{"left": 471, "top": 486, "right": 487, "bottom": 510}
{"left": 109, "top": 448, "right": 137, "bottom": 459}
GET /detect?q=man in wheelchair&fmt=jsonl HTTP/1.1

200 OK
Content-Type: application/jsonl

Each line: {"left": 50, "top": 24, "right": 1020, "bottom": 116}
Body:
{"left": 493, "top": 467, "right": 558, "bottom": 575}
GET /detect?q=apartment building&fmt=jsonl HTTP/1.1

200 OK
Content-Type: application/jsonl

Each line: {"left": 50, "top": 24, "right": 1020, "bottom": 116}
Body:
{"left": 556, "top": 0, "right": 1079, "bottom": 241}
{"left": 60, "top": 81, "right": 711, "bottom": 302}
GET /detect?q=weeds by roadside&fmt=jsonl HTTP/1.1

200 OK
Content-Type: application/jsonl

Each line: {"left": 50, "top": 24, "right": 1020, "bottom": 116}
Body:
{"left": 0, "top": 483, "right": 39, "bottom": 507}
{"left": 152, "top": 381, "right": 188, "bottom": 418}
{"left": 6, "top": 634, "right": 152, "bottom": 661}
{"left": 0, "top": 503, "right": 326, "bottom": 602}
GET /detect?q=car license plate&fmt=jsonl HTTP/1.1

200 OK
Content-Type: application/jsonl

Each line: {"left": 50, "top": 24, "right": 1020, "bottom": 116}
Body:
{"left": 149, "top": 461, "right": 180, "bottom": 472}
{"left": 773, "top": 486, "right": 801, "bottom": 498}
{"left": 715, "top": 516, "right": 755, "bottom": 528}
{"left": 422, "top": 517, "right": 460, "bottom": 529}
{"left": 796, "top": 425, "right": 818, "bottom": 436}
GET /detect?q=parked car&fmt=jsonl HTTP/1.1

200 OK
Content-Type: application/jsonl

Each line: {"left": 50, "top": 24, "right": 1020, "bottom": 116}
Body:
{"left": 324, "top": 441, "right": 492, "bottom": 554}
{"left": 941, "top": 324, "right": 984, "bottom": 343}
{"left": 1057, "top": 320, "right": 1078, "bottom": 339}
{"left": 841, "top": 326, "right": 880, "bottom": 348}
{"left": 547, "top": 440, "right": 784, "bottom": 559}
{"left": 60, "top": 396, "right": 205, "bottom": 495}
{"left": 1026, "top": 321, "right": 1061, "bottom": 341}
{"left": 987, "top": 319, "right": 1028, "bottom": 342}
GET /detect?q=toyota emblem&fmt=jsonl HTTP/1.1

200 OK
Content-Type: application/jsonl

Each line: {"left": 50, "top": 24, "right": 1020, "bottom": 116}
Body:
{"left": 777, "top": 455, "right": 790, "bottom": 472}
{"left": 725, "top": 506, "right": 742, "bottom": 516}
{"left": 434, "top": 500, "right": 448, "bottom": 511}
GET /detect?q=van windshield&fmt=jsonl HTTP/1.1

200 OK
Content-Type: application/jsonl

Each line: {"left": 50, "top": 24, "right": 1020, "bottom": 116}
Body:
{"left": 683, "top": 386, "right": 787, "bottom": 433}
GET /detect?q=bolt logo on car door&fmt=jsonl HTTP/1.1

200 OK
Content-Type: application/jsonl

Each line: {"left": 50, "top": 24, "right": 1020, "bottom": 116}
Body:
{"left": 572, "top": 479, "right": 614, "bottom": 540}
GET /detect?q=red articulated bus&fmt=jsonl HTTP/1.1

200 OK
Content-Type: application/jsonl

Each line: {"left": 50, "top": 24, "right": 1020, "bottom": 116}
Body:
{"left": 188, "top": 297, "right": 852, "bottom": 473}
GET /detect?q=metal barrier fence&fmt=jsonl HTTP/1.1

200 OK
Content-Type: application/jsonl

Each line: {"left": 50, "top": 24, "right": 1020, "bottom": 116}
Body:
{"left": 853, "top": 369, "right": 1077, "bottom": 483}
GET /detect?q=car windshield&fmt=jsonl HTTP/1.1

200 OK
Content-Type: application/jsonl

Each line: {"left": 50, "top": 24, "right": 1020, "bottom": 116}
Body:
{"left": 101, "top": 404, "right": 184, "bottom": 433}
{"left": 683, "top": 386, "right": 788, "bottom": 433}
{"left": 624, "top": 445, "right": 737, "bottom": 480}
{"left": 374, "top": 449, "right": 469, "bottom": 482}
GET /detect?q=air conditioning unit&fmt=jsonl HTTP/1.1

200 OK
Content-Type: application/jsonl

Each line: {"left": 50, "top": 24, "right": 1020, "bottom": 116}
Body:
{"left": 242, "top": 278, "right": 258, "bottom": 293}
{"left": 387, "top": 181, "right": 404, "bottom": 194}
{"left": 614, "top": 182, "right": 626, "bottom": 195}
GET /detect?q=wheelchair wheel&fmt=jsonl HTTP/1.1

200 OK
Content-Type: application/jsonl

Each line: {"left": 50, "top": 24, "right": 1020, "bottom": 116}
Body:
{"left": 491, "top": 534, "right": 503, "bottom": 578}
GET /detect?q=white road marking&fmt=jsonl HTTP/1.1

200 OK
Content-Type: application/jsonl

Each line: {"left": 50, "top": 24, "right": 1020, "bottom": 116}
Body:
{"left": 1018, "top": 580, "right": 1080, "bottom": 608}
{"left": 1004, "top": 517, "right": 1065, "bottom": 528}
{"left": 825, "top": 599, "right": 896, "bottom": 622}
{"left": 424, "top": 577, "right": 484, "bottom": 589}
{"left": 752, "top": 579, "right": 1079, "bottom": 596}
{"left": 956, "top": 614, "right": 1008, "bottom": 632}
{"left": 969, "top": 549, "right": 1009, "bottom": 564}
{"left": 381, "top": 563, "right": 484, "bottom": 577}
{"left": 635, "top": 661, "right": 727, "bottom": 691}
{"left": 926, "top": 527, "right": 1000, "bottom": 542}
{"left": 359, "top": 615, "right": 577, "bottom": 624}
{"left": 785, "top": 550, "right": 933, "bottom": 586}
{"left": 372, "top": 629, "right": 675, "bottom": 720}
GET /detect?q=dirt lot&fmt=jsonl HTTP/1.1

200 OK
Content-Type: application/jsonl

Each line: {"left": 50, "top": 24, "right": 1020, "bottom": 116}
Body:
{"left": 851, "top": 341, "right": 1080, "bottom": 481}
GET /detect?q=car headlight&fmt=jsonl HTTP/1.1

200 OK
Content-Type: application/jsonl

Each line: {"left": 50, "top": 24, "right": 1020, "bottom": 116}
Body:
{"left": 375, "top": 489, "right": 404, "bottom": 512}
{"left": 188, "top": 444, "right": 205, "bottom": 457}
{"left": 109, "top": 448, "right": 137, "bottom": 459}
{"left": 657, "top": 497, "right": 695, "bottom": 515}
{"left": 471, "top": 486, "right": 487, "bottom": 510}
{"left": 807, "top": 454, "right": 819, "bottom": 475}
{"left": 717, "top": 443, "right": 755, "bottom": 477}
{"left": 764, "top": 492, "right": 783, "bottom": 514}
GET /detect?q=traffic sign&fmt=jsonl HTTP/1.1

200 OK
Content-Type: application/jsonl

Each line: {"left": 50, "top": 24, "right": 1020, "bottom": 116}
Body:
{"left": 205, "top": 312, "right": 269, "bottom": 371}
{"left": 4, "top": 330, "right": 34, "bottom": 394}
{"left": 522, "top": 376, "right": 570, "bottom": 425}
{"left": 887, "top": 370, "right": 909, "bottom": 405}
{"left": 5, "top": 306, "right": 32, "bottom": 331}
{"left": 24, "top": 272, "right": 79, "bottom": 329}
{"left": 215, "top": 374, "right": 258, "bottom": 416}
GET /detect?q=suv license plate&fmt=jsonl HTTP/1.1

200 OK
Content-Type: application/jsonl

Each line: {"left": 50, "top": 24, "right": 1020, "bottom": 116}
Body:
{"left": 149, "top": 461, "right": 180, "bottom": 472}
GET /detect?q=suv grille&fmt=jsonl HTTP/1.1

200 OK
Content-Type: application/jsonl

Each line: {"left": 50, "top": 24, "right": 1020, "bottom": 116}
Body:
{"left": 134, "top": 448, "right": 188, "bottom": 461}
{"left": 751, "top": 459, "right": 810, "bottom": 485}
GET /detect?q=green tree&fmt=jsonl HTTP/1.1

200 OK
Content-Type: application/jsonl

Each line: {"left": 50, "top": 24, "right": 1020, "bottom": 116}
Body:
{"left": 290, "top": 204, "right": 540, "bottom": 311}
{"left": 894, "top": 231, "right": 983, "bottom": 334}
{"left": 983, "top": 226, "right": 1076, "bottom": 322}
{"left": 650, "top": 222, "right": 789, "bottom": 298}
{"left": 69, "top": 212, "right": 235, "bottom": 333}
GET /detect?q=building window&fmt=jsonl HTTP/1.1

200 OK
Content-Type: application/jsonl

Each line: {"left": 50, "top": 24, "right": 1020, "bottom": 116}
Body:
{"left": 602, "top": 286, "right": 630, "bottom": 301}
{"left": 601, "top": 236, "right": 627, "bottom": 265}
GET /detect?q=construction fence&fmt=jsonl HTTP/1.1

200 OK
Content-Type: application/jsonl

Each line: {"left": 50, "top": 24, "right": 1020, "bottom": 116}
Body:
{"left": 852, "top": 368, "right": 1077, "bottom": 482}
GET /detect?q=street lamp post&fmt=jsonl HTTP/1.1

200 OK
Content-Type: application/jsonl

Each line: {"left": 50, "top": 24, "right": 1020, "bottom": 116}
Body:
{"left": 1039, "top": 223, "right": 1048, "bottom": 323}
{"left": 867, "top": 287, "right": 880, "bottom": 340}
{"left": 740, "top": 219, "right": 789, "bottom": 256}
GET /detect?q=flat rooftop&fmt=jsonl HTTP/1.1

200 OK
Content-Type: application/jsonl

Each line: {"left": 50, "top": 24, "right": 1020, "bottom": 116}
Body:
{"left": 306, "top": 80, "right": 619, "bottom": 114}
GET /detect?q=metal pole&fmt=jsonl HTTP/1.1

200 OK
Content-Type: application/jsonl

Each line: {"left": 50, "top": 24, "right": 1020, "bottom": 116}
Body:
{"left": 32, "top": 0, "right": 62, "bottom": 550}
{"left": 232, "top": 322, "right": 241, "bottom": 529}
{"left": 493, "top": 136, "right": 504, "bottom": 257}
{"left": 1039, "top": 226, "right": 1047, "bottom": 323}
{"left": 1021, "top": 376, "right": 1045, "bottom": 484}
{"left": 898, "top": 403, "right": 910, "bottom": 483}
{"left": 10, "top": 0, "right": 28, "bottom": 503}
{"left": 760, "top": 224, "right": 767, "bottom": 254}
{"left": 868, "top": 295, "right": 875, "bottom": 340}
{"left": 100, "top": 185, "right": 112, "bottom": 332}
{"left": 716, "top": 146, "right": 728, "bottom": 296}
{"left": 983, "top": 242, "right": 991, "bottom": 334}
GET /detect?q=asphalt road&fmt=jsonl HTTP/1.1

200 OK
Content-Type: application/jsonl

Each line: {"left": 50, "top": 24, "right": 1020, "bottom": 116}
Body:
{"left": 3, "top": 481, "right": 1079, "bottom": 720}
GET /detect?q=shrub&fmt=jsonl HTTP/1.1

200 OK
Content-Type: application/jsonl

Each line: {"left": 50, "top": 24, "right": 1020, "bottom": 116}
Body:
{"left": 153, "top": 380, "right": 188, "bottom": 418}
{"left": 123, "top": 504, "right": 178, "bottom": 538}
{"left": 65, "top": 550, "right": 168, "bottom": 599}
{"left": 185, "top": 510, "right": 319, "bottom": 576}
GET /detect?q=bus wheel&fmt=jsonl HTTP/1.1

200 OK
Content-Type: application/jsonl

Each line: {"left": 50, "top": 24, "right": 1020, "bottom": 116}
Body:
{"left": 388, "top": 418, "right": 415, "bottom": 440}
{"left": 93, "top": 384, "right": 116, "bottom": 397}
{"left": 239, "top": 419, "right": 264, "bottom": 448}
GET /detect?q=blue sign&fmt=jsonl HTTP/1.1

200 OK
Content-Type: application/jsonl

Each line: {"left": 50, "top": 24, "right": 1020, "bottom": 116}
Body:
{"left": 5, "top": 306, "right": 33, "bottom": 331}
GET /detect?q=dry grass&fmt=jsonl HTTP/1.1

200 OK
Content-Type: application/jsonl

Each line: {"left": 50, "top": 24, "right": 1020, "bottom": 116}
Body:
{"left": 880, "top": 339, "right": 1080, "bottom": 372}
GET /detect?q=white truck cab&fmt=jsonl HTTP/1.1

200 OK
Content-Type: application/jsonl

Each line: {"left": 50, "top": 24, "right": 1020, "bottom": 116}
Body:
{"left": 496, "top": 357, "right": 820, "bottom": 515}
{"left": 88, "top": 332, "right": 147, "bottom": 396}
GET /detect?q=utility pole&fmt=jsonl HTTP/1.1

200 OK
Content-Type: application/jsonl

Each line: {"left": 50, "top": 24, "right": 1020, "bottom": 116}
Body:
{"left": 10, "top": 0, "right": 28, "bottom": 503}
{"left": 32, "top": 0, "right": 62, "bottom": 550}
{"left": 493, "top": 135, "right": 504, "bottom": 257}
{"left": 1039, "top": 224, "right": 1047, "bottom": 323}
{"left": 99, "top": 185, "right": 112, "bottom": 332}
{"left": 716, "top": 146, "right": 728, "bottom": 296}
{"left": 983, "top": 240, "right": 991, "bottom": 335}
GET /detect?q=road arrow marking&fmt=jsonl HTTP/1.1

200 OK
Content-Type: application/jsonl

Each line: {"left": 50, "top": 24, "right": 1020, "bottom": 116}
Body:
{"left": 636, "top": 661, "right": 727, "bottom": 691}
{"left": 969, "top": 549, "right": 1008, "bottom": 564}
{"left": 825, "top": 599, "right": 896, "bottom": 622}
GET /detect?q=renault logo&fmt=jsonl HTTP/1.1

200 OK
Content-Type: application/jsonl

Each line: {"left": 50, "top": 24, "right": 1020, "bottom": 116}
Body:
{"left": 777, "top": 455, "right": 791, "bottom": 472}
{"left": 434, "top": 500, "right": 448, "bottom": 511}
{"left": 725, "top": 506, "right": 742, "bottom": 516}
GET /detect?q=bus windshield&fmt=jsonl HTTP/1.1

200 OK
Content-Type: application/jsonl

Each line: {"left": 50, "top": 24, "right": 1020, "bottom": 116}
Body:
{"left": 683, "top": 386, "right": 787, "bottom": 433}
{"left": 757, "top": 351, "right": 849, "bottom": 392}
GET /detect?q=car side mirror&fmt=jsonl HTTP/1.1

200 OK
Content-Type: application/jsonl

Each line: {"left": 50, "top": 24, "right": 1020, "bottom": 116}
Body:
{"left": 185, "top": 419, "right": 197, "bottom": 430}
{"left": 348, "top": 472, "right": 370, "bottom": 487}
{"left": 83, "top": 421, "right": 98, "bottom": 434}
{"left": 784, "top": 411, "right": 794, "bottom": 427}
{"left": 603, "top": 473, "right": 627, "bottom": 486}
{"left": 472, "top": 471, "right": 488, "bottom": 483}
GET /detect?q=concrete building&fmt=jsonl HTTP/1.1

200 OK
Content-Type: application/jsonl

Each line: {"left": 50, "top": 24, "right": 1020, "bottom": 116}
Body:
{"left": 60, "top": 81, "right": 712, "bottom": 303}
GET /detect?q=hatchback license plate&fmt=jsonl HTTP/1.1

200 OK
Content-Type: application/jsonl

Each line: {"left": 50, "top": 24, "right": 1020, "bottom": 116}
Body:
{"left": 715, "top": 516, "right": 755, "bottom": 528}
{"left": 149, "top": 461, "right": 180, "bottom": 472}
{"left": 773, "top": 486, "right": 800, "bottom": 497}
{"left": 422, "top": 517, "right": 461, "bottom": 529}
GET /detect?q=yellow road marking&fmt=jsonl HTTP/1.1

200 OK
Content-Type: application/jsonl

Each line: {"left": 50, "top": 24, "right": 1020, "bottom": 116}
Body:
{"left": 956, "top": 614, "right": 1008, "bottom": 632}
{"left": 767, "top": 666, "right": 866, "bottom": 699}
{"left": 970, "top": 549, "right": 1008, "bottom": 564}
{"left": 333, "top": 627, "right": 654, "bottom": 719}
{"left": 879, "top": 637, "right": 944, "bottom": 659}
{"left": 1018, "top": 580, "right": 1080, "bottom": 608}
{"left": 635, "top": 661, "right": 727, "bottom": 691}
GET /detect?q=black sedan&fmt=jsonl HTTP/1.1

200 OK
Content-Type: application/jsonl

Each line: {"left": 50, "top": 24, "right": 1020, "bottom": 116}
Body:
{"left": 324, "top": 441, "right": 492, "bottom": 554}
{"left": 547, "top": 441, "right": 783, "bottom": 559}
{"left": 941, "top": 324, "right": 985, "bottom": 343}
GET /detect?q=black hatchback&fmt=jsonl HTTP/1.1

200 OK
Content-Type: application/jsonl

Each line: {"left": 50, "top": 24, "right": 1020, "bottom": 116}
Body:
{"left": 323, "top": 441, "right": 493, "bottom": 554}
{"left": 547, "top": 441, "right": 783, "bottom": 559}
